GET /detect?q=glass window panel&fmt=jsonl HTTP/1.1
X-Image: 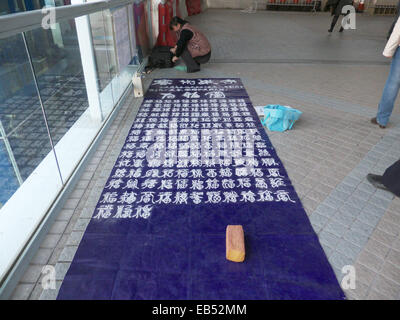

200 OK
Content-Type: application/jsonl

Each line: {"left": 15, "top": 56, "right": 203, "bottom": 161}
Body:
{"left": 0, "top": 34, "right": 41, "bottom": 137}
{"left": 133, "top": 0, "right": 150, "bottom": 62}
{"left": 89, "top": 9, "right": 114, "bottom": 116}
{"left": 103, "top": 6, "right": 139, "bottom": 108}
{"left": 0, "top": 33, "right": 62, "bottom": 209}
{"left": 6, "top": 107, "right": 53, "bottom": 180}
{"left": 23, "top": 18, "right": 91, "bottom": 182}
{"left": 0, "top": 139, "right": 20, "bottom": 209}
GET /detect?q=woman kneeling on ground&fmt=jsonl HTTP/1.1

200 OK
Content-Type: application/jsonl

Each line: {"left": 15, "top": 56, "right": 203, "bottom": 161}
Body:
{"left": 169, "top": 16, "right": 211, "bottom": 73}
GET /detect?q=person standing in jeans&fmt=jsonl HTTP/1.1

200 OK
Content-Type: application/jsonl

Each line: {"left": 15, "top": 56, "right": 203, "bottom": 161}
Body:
{"left": 169, "top": 17, "right": 211, "bottom": 73}
{"left": 371, "top": 17, "right": 400, "bottom": 128}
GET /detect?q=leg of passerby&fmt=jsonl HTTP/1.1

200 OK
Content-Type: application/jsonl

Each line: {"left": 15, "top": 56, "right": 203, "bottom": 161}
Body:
{"left": 367, "top": 159, "right": 400, "bottom": 197}
{"left": 372, "top": 47, "right": 400, "bottom": 128}
{"left": 329, "top": 15, "right": 340, "bottom": 32}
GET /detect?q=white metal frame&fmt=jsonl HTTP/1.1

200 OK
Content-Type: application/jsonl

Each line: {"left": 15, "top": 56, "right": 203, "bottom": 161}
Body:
{"left": 0, "top": 0, "right": 136, "bottom": 40}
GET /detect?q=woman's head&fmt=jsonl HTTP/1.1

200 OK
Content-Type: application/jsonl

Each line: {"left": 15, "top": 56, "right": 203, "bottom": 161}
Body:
{"left": 169, "top": 16, "right": 187, "bottom": 32}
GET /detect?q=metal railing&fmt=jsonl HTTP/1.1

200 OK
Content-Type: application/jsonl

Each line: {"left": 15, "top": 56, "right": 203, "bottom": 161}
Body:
{"left": 0, "top": 0, "right": 135, "bottom": 39}
{"left": 265, "top": 0, "right": 322, "bottom": 12}
{"left": 364, "top": 0, "right": 399, "bottom": 15}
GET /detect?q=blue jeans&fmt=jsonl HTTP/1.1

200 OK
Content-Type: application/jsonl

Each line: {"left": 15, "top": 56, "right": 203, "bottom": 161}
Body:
{"left": 377, "top": 46, "right": 400, "bottom": 126}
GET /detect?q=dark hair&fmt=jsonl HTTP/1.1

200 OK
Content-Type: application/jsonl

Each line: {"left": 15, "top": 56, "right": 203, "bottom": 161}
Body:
{"left": 169, "top": 16, "right": 187, "bottom": 30}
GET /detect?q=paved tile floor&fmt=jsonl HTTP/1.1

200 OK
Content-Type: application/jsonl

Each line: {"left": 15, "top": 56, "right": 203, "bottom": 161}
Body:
{"left": 9, "top": 9, "right": 400, "bottom": 300}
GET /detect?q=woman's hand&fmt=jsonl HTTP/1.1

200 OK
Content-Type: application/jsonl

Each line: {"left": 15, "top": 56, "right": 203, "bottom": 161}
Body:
{"left": 170, "top": 46, "right": 177, "bottom": 54}
{"left": 172, "top": 56, "right": 179, "bottom": 63}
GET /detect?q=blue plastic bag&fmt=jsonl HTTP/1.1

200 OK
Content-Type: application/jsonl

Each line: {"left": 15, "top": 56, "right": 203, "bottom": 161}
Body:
{"left": 261, "top": 105, "right": 302, "bottom": 132}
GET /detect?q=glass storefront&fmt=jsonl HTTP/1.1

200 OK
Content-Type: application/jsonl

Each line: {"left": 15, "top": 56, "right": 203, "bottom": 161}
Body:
{"left": 0, "top": 0, "right": 160, "bottom": 286}
{"left": 0, "top": 1, "right": 148, "bottom": 209}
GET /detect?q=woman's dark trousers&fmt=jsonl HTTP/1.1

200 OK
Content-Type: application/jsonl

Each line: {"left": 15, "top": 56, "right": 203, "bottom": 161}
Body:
{"left": 180, "top": 48, "right": 211, "bottom": 73}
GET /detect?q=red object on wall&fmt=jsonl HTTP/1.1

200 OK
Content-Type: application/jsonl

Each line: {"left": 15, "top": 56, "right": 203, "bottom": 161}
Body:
{"left": 197, "top": 0, "right": 202, "bottom": 14}
{"left": 134, "top": 1, "right": 144, "bottom": 45}
{"left": 186, "top": 0, "right": 201, "bottom": 16}
{"left": 186, "top": 0, "right": 193, "bottom": 16}
{"left": 166, "top": 0, "right": 174, "bottom": 17}
{"left": 176, "top": 0, "right": 182, "bottom": 18}
{"left": 357, "top": 2, "right": 365, "bottom": 11}
{"left": 194, "top": 0, "right": 201, "bottom": 14}
{"left": 293, "top": 0, "right": 299, "bottom": 3}
{"left": 166, "top": 0, "right": 177, "bottom": 44}
{"left": 157, "top": 3, "right": 167, "bottom": 46}
{"left": 156, "top": 2, "right": 177, "bottom": 47}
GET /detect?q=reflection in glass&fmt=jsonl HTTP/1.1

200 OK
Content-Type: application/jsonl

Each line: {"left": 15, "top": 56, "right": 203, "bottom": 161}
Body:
{"left": 101, "top": 5, "right": 140, "bottom": 112}
{"left": 0, "top": 34, "right": 41, "bottom": 137}
{"left": 133, "top": 0, "right": 151, "bottom": 62}
{"left": 0, "top": 2, "right": 152, "bottom": 209}
{"left": 0, "top": 0, "right": 72, "bottom": 15}
{"left": 0, "top": 134, "right": 20, "bottom": 209}
{"left": 24, "top": 18, "right": 89, "bottom": 148}
{"left": 90, "top": 9, "right": 114, "bottom": 115}
{"left": 6, "top": 107, "right": 53, "bottom": 180}
{"left": 0, "top": 33, "right": 57, "bottom": 207}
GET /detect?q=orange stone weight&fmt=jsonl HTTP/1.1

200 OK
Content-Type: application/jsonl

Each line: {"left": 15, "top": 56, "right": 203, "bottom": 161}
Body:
{"left": 226, "top": 225, "right": 245, "bottom": 263}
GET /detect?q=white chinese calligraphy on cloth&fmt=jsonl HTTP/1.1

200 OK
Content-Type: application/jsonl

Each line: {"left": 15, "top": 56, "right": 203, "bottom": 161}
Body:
{"left": 94, "top": 79, "right": 297, "bottom": 220}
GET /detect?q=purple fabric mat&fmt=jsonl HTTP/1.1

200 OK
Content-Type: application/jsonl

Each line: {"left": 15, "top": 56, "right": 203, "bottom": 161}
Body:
{"left": 57, "top": 78, "right": 345, "bottom": 300}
